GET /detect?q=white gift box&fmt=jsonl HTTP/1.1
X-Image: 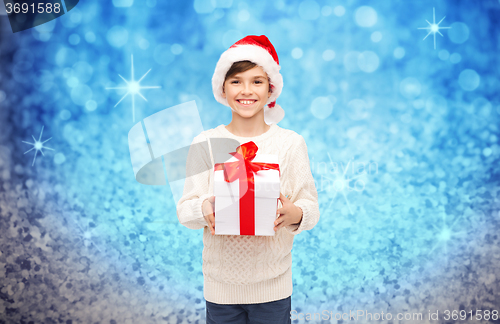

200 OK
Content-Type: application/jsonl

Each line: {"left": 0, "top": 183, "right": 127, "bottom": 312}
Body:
{"left": 213, "top": 152, "right": 280, "bottom": 236}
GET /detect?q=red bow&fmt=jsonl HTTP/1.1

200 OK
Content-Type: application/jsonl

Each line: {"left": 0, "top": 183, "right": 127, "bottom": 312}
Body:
{"left": 214, "top": 141, "right": 280, "bottom": 235}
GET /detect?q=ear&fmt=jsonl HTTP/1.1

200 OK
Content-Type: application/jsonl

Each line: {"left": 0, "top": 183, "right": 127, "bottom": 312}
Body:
{"left": 222, "top": 85, "right": 226, "bottom": 98}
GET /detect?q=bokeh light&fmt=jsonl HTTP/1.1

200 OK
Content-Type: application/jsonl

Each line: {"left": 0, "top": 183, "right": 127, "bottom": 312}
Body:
{"left": 357, "top": 51, "right": 380, "bottom": 73}
{"left": 291, "top": 47, "right": 303, "bottom": 59}
{"left": 448, "top": 22, "right": 470, "bottom": 44}
{"left": 322, "top": 49, "right": 335, "bottom": 61}
{"left": 393, "top": 46, "right": 405, "bottom": 59}
{"left": 354, "top": 6, "right": 377, "bottom": 27}
{"left": 371, "top": 31, "right": 382, "bottom": 42}
{"left": 310, "top": 96, "right": 334, "bottom": 119}
{"left": 400, "top": 77, "right": 422, "bottom": 99}
{"left": 458, "top": 69, "right": 480, "bottom": 91}
{"left": 438, "top": 49, "right": 449, "bottom": 60}
{"left": 106, "top": 25, "right": 128, "bottom": 48}
{"left": 333, "top": 5, "right": 345, "bottom": 16}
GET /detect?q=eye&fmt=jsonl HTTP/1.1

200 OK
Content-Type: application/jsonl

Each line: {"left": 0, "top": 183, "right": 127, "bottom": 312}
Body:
{"left": 254, "top": 80, "right": 263, "bottom": 84}
{"left": 231, "top": 80, "right": 239, "bottom": 84}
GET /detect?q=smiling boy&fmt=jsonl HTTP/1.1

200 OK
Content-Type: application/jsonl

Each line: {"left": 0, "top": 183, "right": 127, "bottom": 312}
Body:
{"left": 176, "top": 35, "right": 320, "bottom": 323}
{"left": 222, "top": 61, "right": 272, "bottom": 134}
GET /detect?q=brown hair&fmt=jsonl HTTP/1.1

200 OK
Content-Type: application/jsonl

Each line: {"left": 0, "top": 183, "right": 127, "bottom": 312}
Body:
{"left": 223, "top": 60, "right": 272, "bottom": 93}
{"left": 224, "top": 60, "right": 257, "bottom": 81}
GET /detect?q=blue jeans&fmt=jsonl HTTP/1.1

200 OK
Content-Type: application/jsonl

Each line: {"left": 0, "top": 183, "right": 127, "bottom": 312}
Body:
{"left": 206, "top": 296, "right": 292, "bottom": 324}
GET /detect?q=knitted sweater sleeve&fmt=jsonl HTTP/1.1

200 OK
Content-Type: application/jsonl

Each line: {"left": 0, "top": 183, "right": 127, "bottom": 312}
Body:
{"left": 176, "top": 134, "right": 212, "bottom": 230}
{"left": 285, "top": 135, "right": 320, "bottom": 235}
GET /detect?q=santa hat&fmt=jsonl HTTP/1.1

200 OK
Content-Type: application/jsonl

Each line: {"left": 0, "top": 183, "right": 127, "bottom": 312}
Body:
{"left": 212, "top": 35, "right": 285, "bottom": 125}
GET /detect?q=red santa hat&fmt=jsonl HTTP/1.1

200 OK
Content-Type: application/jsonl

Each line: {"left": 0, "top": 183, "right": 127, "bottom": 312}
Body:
{"left": 212, "top": 35, "right": 285, "bottom": 125}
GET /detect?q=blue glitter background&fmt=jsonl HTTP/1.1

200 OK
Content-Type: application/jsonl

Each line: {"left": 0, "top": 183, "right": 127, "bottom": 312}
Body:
{"left": 1, "top": 0, "right": 499, "bottom": 323}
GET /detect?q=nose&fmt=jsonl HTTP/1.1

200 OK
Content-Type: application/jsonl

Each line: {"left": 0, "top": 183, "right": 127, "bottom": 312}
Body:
{"left": 241, "top": 82, "right": 253, "bottom": 95}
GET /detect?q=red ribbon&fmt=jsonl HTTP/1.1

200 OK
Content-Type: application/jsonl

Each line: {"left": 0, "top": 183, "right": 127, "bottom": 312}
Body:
{"left": 214, "top": 141, "right": 280, "bottom": 235}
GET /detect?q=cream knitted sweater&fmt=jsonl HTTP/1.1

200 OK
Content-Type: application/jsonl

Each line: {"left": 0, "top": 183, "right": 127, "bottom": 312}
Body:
{"left": 176, "top": 123, "right": 320, "bottom": 304}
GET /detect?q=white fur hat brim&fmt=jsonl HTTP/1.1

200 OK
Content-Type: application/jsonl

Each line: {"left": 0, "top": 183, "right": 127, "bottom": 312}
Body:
{"left": 212, "top": 44, "right": 284, "bottom": 124}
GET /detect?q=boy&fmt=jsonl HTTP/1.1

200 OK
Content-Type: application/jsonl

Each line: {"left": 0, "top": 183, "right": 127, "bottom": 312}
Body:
{"left": 176, "top": 35, "right": 320, "bottom": 323}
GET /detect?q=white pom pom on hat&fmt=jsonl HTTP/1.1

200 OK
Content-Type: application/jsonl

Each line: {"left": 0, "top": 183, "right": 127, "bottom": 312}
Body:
{"left": 212, "top": 35, "right": 285, "bottom": 125}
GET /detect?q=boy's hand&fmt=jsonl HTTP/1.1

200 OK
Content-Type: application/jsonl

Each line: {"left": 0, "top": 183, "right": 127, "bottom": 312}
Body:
{"left": 202, "top": 196, "right": 216, "bottom": 235}
{"left": 274, "top": 193, "right": 303, "bottom": 232}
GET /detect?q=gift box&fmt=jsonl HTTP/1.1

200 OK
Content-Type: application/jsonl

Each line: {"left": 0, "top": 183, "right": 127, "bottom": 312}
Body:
{"left": 213, "top": 141, "right": 280, "bottom": 236}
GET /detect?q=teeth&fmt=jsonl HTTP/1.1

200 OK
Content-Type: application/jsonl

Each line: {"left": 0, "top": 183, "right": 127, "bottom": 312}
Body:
{"left": 239, "top": 100, "right": 255, "bottom": 105}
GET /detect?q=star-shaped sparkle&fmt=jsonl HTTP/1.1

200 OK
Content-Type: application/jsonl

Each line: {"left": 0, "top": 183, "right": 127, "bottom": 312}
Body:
{"left": 319, "top": 154, "right": 366, "bottom": 216}
{"left": 22, "top": 125, "right": 54, "bottom": 166}
{"left": 106, "top": 54, "right": 161, "bottom": 122}
{"left": 418, "top": 7, "right": 451, "bottom": 49}
{"left": 74, "top": 220, "right": 103, "bottom": 254}
{"left": 427, "top": 212, "right": 467, "bottom": 260}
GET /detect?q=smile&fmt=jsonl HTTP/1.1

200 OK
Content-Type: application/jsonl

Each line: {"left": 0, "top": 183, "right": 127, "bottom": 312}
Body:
{"left": 237, "top": 100, "right": 257, "bottom": 106}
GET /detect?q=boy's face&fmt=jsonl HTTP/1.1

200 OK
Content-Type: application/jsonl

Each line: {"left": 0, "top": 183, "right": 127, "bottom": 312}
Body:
{"left": 222, "top": 65, "right": 272, "bottom": 119}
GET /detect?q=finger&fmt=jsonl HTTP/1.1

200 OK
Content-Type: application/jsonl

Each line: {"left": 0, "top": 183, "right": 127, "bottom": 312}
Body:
{"left": 274, "top": 215, "right": 284, "bottom": 227}
{"left": 209, "top": 213, "right": 215, "bottom": 227}
{"left": 208, "top": 214, "right": 215, "bottom": 235}
{"left": 274, "top": 220, "right": 285, "bottom": 231}
{"left": 205, "top": 215, "right": 212, "bottom": 228}
{"left": 277, "top": 216, "right": 288, "bottom": 230}
{"left": 208, "top": 195, "right": 216, "bottom": 203}
{"left": 206, "top": 212, "right": 214, "bottom": 225}
{"left": 279, "top": 192, "right": 285, "bottom": 203}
